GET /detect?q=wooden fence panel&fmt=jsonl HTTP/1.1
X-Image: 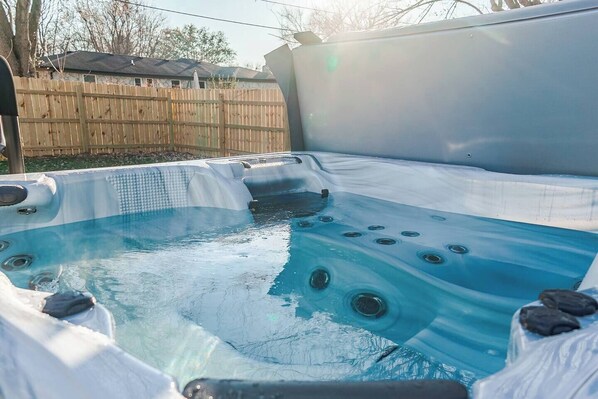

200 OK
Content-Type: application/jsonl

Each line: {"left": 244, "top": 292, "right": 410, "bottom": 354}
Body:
{"left": 10, "top": 77, "right": 290, "bottom": 158}
{"left": 15, "top": 78, "right": 82, "bottom": 156}
{"left": 221, "top": 89, "right": 287, "bottom": 156}
{"left": 170, "top": 88, "right": 221, "bottom": 158}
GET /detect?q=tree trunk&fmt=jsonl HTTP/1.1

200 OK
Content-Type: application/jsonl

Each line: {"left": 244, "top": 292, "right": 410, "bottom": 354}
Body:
{"left": 28, "top": 0, "right": 42, "bottom": 76}
{"left": 0, "top": 0, "right": 42, "bottom": 76}
{"left": 14, "top": 0, "right": 31, "bottom": 76}
{"left": 0, "top": 2, "right": 19, "bottom": 73}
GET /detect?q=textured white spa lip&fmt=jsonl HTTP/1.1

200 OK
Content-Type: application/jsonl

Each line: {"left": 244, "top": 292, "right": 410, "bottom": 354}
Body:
{"left": 0, "top": 273, "right": 182, "bottom": 399}
{"left": 1, "top": 152, "right": 597, "bottom": 233}
{"left": 305, "top": 152, "right": 598, "bottom": 232}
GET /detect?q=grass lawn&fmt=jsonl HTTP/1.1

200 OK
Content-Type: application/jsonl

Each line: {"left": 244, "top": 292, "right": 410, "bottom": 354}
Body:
{"left": 0, "top": 152, "right": 199, "bottom": 174}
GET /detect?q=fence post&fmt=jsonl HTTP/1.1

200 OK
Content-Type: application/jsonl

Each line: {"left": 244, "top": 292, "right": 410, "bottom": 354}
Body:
{"left": 75, "top": 84, "right": 90, "bottom": 153}
{"left": 167, "top": 92, "right": 175, "bottom": 152}
{"left": 218, "top": 93, "right": 226, "bottom": 157}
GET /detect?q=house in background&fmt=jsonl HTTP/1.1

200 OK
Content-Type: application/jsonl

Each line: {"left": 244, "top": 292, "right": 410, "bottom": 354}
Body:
{"left": 37, "top": 51, "right": 277, "bottom": 89}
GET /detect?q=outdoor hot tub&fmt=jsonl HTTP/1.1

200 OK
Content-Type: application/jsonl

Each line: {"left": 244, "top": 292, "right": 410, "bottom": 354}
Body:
{"left": 1, "top": 1, "right": 598, "bottom": 398}
{"left": 0, "top": 152, "right": 597, "bottom": 398}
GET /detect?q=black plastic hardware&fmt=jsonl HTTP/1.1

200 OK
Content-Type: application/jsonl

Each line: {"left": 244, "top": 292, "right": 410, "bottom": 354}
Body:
{"left": 16, "top": 206, "right": 36, "bottom": 215}
{"left": 0, "top": 56, "right": 25, "bottom": 173}
{"left": 42, "top": 291, "right": 96, "bottom": 318}
{"left": 309, "top": 269, "right": 330, "bottom": 290}
{"left": 539, "top": 289, "right": 598, "bottom": 316}
{"left": 248, "top": 200, "right": 259, "bottom": 212}
{"left": 29, "top": 271, "right": 57, "bottom": 291}
{"left": 2, "top": 254, "right": 33, "bottom": 271}
{"left": 0, "top": 185, "right": 27, "bottom": 206}
{"left": 421, "top": 253, "right": 444, "bottom": 264}
{"left": 519, "top": 306, "right": 580, "bottom": 336}
{"left": 352, "top": 293, "right": 387, "bottom": 318}
{"left": 401, "top": 231, "right": 420, "bottom": 237}
{"left": 343, "top": 232, "right": 362, "bottom": 238}
{"left": 182, "top": 378, "right": 468, "bottom": 399}
{"left": 448, "top": 245, "right": 469, "bottom": 254}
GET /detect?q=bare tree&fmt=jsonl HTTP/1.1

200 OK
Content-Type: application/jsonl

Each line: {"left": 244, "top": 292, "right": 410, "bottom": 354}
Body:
{"left": 276, "top": 0, "right": 402, "bottom": 44}
{"left": 73, "top": 0, "right": 165, "bottom": 57}
{"left": 275, "top": 0, "right": 556, "bottom": 44}
{"left": 0, "top": 0, "right": 42, "bottom": 76}
{"left": 490, "top": 0, "right": 544, "bottom": 11}
{"left": 37, "top": 0, "right": 76, "bottom": 59}
{"left": 382, "top": 0, "right": 485, "bottom": 26}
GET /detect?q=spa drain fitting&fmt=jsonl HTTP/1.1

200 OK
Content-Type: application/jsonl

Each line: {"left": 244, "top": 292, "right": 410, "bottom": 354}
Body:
{"left": 343, "top": 232, "right": 362, "bottom": 238}
{"left": 29, "top": 271, "right": 58, "bottom": 291}
{"left": 401, "top": 231, "right": 420, "bottom": 237}
{"left": 1, "top": 254, "right": 33, "bottom": 271}
{"left": 375, "top": 238, "right": 397, "bottom": 245}
{"left": 352, "top": 293, "right": 387, "bottom": 318}
{"left": 448, "top": 244, "right": 469, "bottom": 254}
{"left": 310, "top": 269, "right": 330, "bottom": 290}
{"left": 421, "top": 253, "right": 444, "bottom": 264}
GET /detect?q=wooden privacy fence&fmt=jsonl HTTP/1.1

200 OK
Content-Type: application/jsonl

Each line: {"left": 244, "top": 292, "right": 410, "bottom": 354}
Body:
{"left": 12, "top": 77, "right": 290, "bottom": 158}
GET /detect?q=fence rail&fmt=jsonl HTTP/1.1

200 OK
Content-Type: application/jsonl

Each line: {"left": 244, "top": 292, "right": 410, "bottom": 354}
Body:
{"left": 10, "top": 77, "right": 290, "bottom": 158}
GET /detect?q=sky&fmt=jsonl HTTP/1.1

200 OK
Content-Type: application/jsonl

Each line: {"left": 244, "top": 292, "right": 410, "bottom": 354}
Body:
{"left": 153, "top": 0, "right": 325, "bottom": 68}
{"left": 152, "top": 0, "right": 492, "bottom": 68}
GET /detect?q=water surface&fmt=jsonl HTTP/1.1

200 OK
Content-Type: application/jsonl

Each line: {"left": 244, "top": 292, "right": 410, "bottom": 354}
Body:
{"left": 2, "top": 192, "right": 597, "bottom": 388}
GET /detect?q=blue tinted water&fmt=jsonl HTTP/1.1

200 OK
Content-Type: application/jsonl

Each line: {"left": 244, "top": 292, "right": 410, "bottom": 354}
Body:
{"left": 1, "top": 192, "right": 597, "bottom": 388}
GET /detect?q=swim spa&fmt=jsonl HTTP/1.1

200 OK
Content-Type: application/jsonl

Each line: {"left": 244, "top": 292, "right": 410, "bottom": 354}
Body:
{"left": 2, "top": 1, "right": 598, "bottom": 398}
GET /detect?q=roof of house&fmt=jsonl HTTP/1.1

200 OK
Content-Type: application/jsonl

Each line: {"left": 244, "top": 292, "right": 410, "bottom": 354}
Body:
{"left": 39, "top": 51, "right": 275, "bottom": 82}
